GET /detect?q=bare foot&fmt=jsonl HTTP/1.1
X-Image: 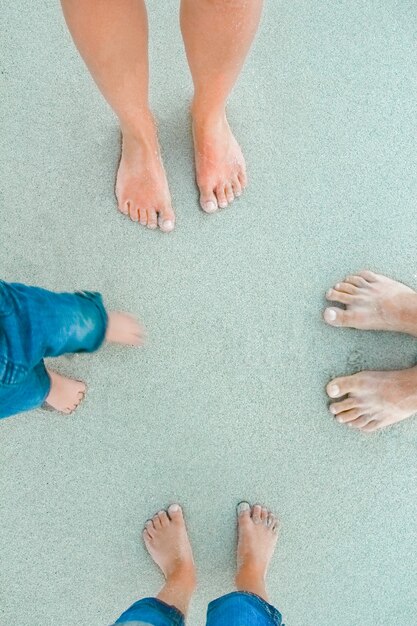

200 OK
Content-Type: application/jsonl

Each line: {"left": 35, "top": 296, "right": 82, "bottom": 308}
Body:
{"left": 192, "top": 107, "right": 247, "bottom": 213}
{"left": 327, "top": 366, "right": 417, "bottom": 431}
{"left": 105, "top": 312, "right": 145, "bottom": 346}
{"left": 116, "top": 113, "right": 175, "bottom": 232}
{"left": 45, "top": 370, "right": 86, "bottom": 415}
{"left": 324, "top": 271, "right": 417, "bottom": 336}
{"left": 143, "top": 504, "right": 196, "bottom": 615}
{"left": 235, "top": 502, "right": 279, "bottom": 602}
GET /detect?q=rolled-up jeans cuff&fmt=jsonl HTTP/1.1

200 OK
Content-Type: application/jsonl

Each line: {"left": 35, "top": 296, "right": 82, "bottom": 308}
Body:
{"left": 207, "top": 591, "right": 283, "bottom": 626}
{"left": 114, "top": 597, "right": 185, "bottom": 626}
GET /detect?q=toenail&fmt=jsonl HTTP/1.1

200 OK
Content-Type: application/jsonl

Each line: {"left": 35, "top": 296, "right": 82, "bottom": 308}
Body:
{"left": 162, "top": 220, "right": 174, "bottom": 231}
{"left": 326, "top": 308, "right": 337, "bottom": 321}
{"left": 237, "top": 502, "right": 250, "bottom": 515}
{"left": 168, "top": 504, "right": 180, "bottom": 512}
{"left": 219, "top": 202, "right": 228, "bottom": 209}
{"left": 203, "top": 201, "right": 217, "bottom": 213}
{"left": 328, "top": 385, "right": 340, "bottom": 397}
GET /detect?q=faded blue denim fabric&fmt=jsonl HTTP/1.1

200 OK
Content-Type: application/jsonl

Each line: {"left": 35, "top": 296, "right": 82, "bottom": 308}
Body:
{"left": 0, "top": 280, "right": 107, "bottom": 419}
{"left": 114, "top": 597, "right": 185, "bottom": 626}
{"left": 113, "top": 592, "right": 283, "bottom": 626}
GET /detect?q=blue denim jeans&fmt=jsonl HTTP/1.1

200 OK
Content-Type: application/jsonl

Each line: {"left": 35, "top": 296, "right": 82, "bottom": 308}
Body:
{"left": 114, "top": 592, "right": 284, "bottom": 625}
{"left": 0, "top": 280, "right": 107, "bottom": 419}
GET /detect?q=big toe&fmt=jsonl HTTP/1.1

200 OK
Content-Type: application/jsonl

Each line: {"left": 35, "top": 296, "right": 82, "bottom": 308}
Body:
{"left": 168, "top": 503, "right": 184, "bottom": 523}
{"left": 324, "top": 307, "right": 356, "bottom": 327}
{"left": 326, "top": 375, "right": 359, "bottom": 399}
{"left": 199, "top": 186, "right": 218, "bottom": 213}
{"left": 158, "top": 206, "right": 175, "bottom": 232}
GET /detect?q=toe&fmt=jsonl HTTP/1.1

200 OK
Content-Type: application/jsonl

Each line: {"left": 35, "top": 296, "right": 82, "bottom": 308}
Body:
{"left": 238, "top": 170, "right": 247, "bottom": 189}
{"left": 225, "top": 183, "right": 234, "bottom": 204}
{"left": 158, "top": 510, "right": 170, "bottom": 528}
{"left": 145, "top": 520, "right": 155, "bottom": 538}
{"left": 129, "top": 203, "right": 139, "bottom": 222}
{"left": 139, "top": 207, "right": 148, "bottom": 226}
{"left": 143, "top": 528, "right": 153, "bottom": 542}
{"left": 323, "top": 307, "right": 358, "bottom": 327}
{"left": 336, "top": 408, "right": 365, "bottom": 424}
{"left": 261, "top": 507, "right": 268, "bottom": 525}
{"left": 358, "top": 270, "right": 378, "bottom": 282}
{"left": 232, "top": 176, "right": 242, "bottom": 197}
{"left": 326, "top": 289, "right": 354, "bottom": 305}
{"left": 215, "top": 185, "right": 228, "bottom": 209}
{"left": 251, "top": 504, "right": 262, "bottom": 524}
{"left": 152, "top": 514, "right": 162, "bottom": 529}
{"left": 329, "top": 398, "right": 359, "bottom": 415}
{"left": 267, "top": 513, "right": 275, "bottom": 528}
{"left": 361, "top": 420, "right": 380, "bottom": 432}
{"left": 167, "top": 503, "right": 183, "bottom": 523}
{"left": 147, "top": 208, "right": 158, "bottom": 230}
{"left": 237, "top": 501, "right": 251, "bottom": 520}
{"left": 158, "top": 206, "right": 175, "bottom": 232}
{"left": 199, "top": 186, "right": 218, "bottom": 213}
{"left": 345, "top": 275, "right": 367, "bottom": 288}
{"left": 331, "top": 282, "right": 358, "bottom": 295}
{"left": 119, "top": 200, "right": 130, "bottom": 216}
{"left": 348, "top": 415, "right": 374, "bottom": 429}
{"left": 326, "top": 375, "right": 360, "bottom": 398}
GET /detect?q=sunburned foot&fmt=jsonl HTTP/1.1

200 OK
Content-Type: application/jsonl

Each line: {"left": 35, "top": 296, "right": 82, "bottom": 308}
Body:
{"left": 192, "top": 107, "right": 247, "bottom": 213}
{"left": 105, "top": 312, "right": 145, "bottom": 346}
{"left": 116, "top": 113, "right": 175, "bottom": 232}
{"left": 327, "top": 366, "right": 417, "bottom": 431}
{"left": 235, "top": 502, "right": 279, "bottom": 601}
{"left": 45, "top": 370, "right": 86, "bottom": 415}
{"left": 143, "top": 504, "right": 196, "bottom": 589}
{"left": 324, "top": 271, "right": 417, "bottom": 336}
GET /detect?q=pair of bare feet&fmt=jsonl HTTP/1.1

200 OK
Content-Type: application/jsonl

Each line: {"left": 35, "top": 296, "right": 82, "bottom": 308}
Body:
{"left": 142, "top": 502, "right": 278, "bottom": 616}
{"left": 324, "top": 271, "right": 417, "bottom": 432}
{"left": 116, "top": 108, "right": 247, "bottom": 231}
{"left": 45, "top": 312, "right": 144, "bottom": 414}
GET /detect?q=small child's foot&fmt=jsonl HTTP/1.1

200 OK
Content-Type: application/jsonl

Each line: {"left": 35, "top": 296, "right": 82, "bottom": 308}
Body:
{"left": 324, "top": 271, "right": 417, "bottom": 336}
{"left": 235, "top": 502, "right": 279, "bottom": 602}
{"left": 192, "top": 106, "right": 247, "bottom": 213}
{"left": 105, "top": 312, "right": 145, "bottom": 346}
{"left": 143, "top": 504, "right": 196, "bottom": 585}
{"left": 45, "top": 370, "right": 86, "bottom": 415}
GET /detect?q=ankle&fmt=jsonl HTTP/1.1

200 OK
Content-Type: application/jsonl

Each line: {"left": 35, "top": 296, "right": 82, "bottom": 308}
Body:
{"left": 191, "top": 99, "right": 226, "bottom": 126}
{"left": 235, "top": 567, "right": 268, "bottom": 602}
{"left": 120, "top": 110, "right": 158, "bottom": 147}
{"left": 166, "top": 564, "right": 197, "bottom": 590}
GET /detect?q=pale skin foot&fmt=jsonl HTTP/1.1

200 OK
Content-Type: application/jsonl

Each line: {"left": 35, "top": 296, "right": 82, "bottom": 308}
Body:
{"left": 324, "top": 270, "right": 417, "bottom": 335}
{"left": 45, "top": 370, "right": 86, "bottom": 415}
{"left": 235, "top": 502, "right": 279, "bottom": 603}
{"left": 327, "top": 367, "right": 417, "bottom": 432}
{"left": 116, "top": 117, "right": 176, "bottom": 232}
{"left": 192, "top": 109, "right": 247, "bottom": 213}
{"left": 143, "top": 504, "right": 196, "bottom": 616}
{"left": 105, "top": 311, "right": 145, "bottom": 346}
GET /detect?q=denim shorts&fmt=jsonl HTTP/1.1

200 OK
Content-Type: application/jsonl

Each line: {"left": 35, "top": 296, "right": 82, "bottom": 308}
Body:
{"left": 113, "top": 591, "right": 284, "bottom": 626}
{"left": 0, "top": 280, "right": 107, "bottom": 419}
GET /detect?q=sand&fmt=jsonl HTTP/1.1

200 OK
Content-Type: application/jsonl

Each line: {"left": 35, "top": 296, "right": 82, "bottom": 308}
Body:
{"left": 1, "top": 1, "right": 417, "bottom": 624}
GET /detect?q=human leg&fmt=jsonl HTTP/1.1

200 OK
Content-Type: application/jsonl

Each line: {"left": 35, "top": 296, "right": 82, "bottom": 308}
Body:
{"left": 60, "top": 0, "right": 175, "bottom": 231}
{"left": 180, "top": 0, "right": 263, "bottom": 212}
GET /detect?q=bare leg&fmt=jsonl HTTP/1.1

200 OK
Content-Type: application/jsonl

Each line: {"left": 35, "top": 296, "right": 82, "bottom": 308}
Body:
{"left": 143, "top": 504, "right": 196, "bottom": 616}
{"left": 61, "top": 0, "right": 175, "bottom": 231}
{"left": 235, "top": 502, "right": 279, "bottom": 602}
{"left": 180, "top": 0, "right": 263, "bottom": 213}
